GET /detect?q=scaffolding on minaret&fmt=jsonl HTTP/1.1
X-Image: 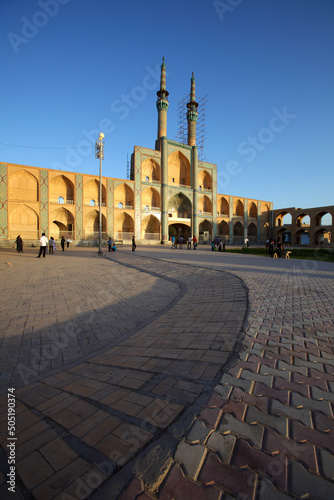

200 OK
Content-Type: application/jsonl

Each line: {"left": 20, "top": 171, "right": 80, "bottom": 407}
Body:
{"left": 126, "top": 153, "right": 130, "bottom": 180}
{"left": 175, "top": 94, "right": 208, "bottom": 165}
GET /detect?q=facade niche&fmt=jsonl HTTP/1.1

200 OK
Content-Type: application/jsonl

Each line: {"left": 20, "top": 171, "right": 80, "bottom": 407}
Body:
{"left": 9, "top": 170, "right": 38, "bottom": 202}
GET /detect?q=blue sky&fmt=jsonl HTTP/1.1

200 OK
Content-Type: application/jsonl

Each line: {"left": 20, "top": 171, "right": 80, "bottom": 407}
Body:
{"left": 1, "top": 0, "right": 333, "bottom": 210}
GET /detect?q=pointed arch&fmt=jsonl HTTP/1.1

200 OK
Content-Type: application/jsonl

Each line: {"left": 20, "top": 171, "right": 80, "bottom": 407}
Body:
{"left": 198, "top": 195, "right": 212, "bottom": 214}
{"left": 275, "top": 211, "right": 292, "bottom": 227}
{"left": 248, "top": 222, "right": 257, "bottom": 241}
{"left": 141, "top": 158, "right": 160, "bottom": 182}
{"left": 315, "top": 211, "right": 332, "bottom": 227}
{"left": 84, "top": 179, "right": 106, "bottom": 205}
{"left": 234, "top": 199, "right": 244, "bottom": 217}
{"left": 218, "top": 220, "right": 229, "bottom": 237}
{"left": 198, "top": 169, "right": 212, "bottom": 190}
{"left": 141, "top": 187, "right": 160, "bottom": 209}
{"left": 296, "top": 214, "right": 311, "bottom": 227}
{"left": 9, "top": 204, "right": 39, "bottom": 238}
{"left": 218, "top": 196, "right": 229, "bottom": 215}
{"left": 142, "top": 214, "right": 160, "bottom": 240}
{"left": 84, "top": 209, "right": 106, "bottom": 236}
{"left": 168, "top": 151, "right": 191, "bottom": 186}
{"left": 49, "top": 175, "right": 74, "bottom": 203}
{"left": 249, "top": 202, "right": 257, "bottom": 218}
{"left": 8, "top": 170, "right": 39, "bottom": 202}
{"left": 233, "top": 221, "right": 244, "bottom": 243}
{"left": 199, "top": 219, "right": 212, "bottom": 238}
{"left": 168, "top": 192, "right": 192, "bottom": 218}
{"left": 115, "top": 212, "right": 134, "bottom": 241}
{"left": 51, "top": 207, "right": 75, "bottom": 238}
{"left": 51, "top": 207, "right": 74, "bottom": 224}
{"left": 114, "top": 183, "right": 134, "bottom": 209}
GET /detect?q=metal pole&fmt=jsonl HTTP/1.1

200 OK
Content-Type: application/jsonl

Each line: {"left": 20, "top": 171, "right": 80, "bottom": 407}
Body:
{"left": 95, "top": 132, "right": 104, "bottom": 256}
{"left": 98, "top": 137, "right": 102, "bottom": 255}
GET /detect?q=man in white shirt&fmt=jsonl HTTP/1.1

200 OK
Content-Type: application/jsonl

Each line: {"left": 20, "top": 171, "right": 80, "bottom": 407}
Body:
{"left": 37, "top": 233, "right": 48, "bottom": 258}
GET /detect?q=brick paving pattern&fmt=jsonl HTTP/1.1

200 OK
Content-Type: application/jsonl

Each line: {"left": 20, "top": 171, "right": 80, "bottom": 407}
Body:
{"left": 0, "top": 246, "right": 333, "bottom": 499}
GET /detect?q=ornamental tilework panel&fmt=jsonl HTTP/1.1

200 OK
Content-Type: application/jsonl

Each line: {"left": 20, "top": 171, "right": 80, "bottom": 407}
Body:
{"left": 0, "top": 163, "right": 8, "bottom": 238}
{"left": 40, "top": 170, "right": 48, "bottom": 235}
{"left": 107, "top": 178, "right": 114, "bottom": 236}
{"left": 75, "top": 175, "right": 83, "bottom": 238}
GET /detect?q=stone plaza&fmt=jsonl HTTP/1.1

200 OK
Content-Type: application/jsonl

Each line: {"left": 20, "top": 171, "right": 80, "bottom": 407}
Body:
{"left": 0, "top": 245, "right": 333, "bottom": 499}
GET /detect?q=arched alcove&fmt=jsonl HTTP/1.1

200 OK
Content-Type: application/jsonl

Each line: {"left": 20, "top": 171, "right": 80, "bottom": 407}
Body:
{"left": 198, "top": 170, "right": 212, "bottom": 190}
{"left": 198, "top": 195, "right": 212, "bottom": 214}
{"left": 218, "top": 220, "right": 229, "bottom": 239}
{"left": 168, "top": 193, "right": 192, "bottom": 219}
{"left": 84, "top": 179, "right": 106, "bottom": 205}
{"left": 115, "top": 212, "right": 134, "bottom": 241}
{"left": 51, "top": 207, "right": 75, "bottom": 237}
{"left": 142, "top": 215, "right": 160, "bottom": 240}
{"left": 219, "top": 197, "right": 229, "bottom": 215}
{"left": 141, "top": 187, "right": 160, "bottom": 210}
{"left": 9, "top": 204, "right": 39, "bottom": 239}
{"left": 249, "top": 202, "right": 257, "bottom": 218}
{"left": 234, "top": 199, "right": 244, "bottom": 217}
{"left": 248, "top": 222, "right": 257, "bottom": 241}
{"left": 9, "top": 170, "right": 39, "bottom": 202}
{"left": 168, "top": 151, "right": 191, "bottom": 186}
{"left": 49, "top": 175, "right": 74, "bottom": 203}
{"left": 234, "top": 221, "right": 244, "bottom": 242}
{"left": 114, "top": 183, "right": 134, "bottom": 209}
{"left": 141, "top": 158, "right": 160, "bottom": 183}
{"left": 84, "top": 210, "right": 106, "bottom": 238}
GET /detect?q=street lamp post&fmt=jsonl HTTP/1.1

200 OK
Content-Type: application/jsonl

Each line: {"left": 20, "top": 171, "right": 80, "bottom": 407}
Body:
{"left": 95, "top": 132, "right": 105, "bottom": 255}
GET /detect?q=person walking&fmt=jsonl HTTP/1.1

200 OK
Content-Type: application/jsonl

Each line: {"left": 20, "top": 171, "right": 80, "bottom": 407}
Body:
{"left": 15, "top": 235, "right": 23, "bottom": 253}
{"left": 49, "top": 237, "right": 54, "bottom": 254}
{"left": 66, "top": 237, "right": 71, "bottom": 248}
{"left": 108, "top": 237, "right": 112, "bottom": 252}
{"left": 193, "top": 235, "right": 197, "bottom": 250}
{"left": 61, "top": 236, "right": 65, "bottom": 251}
{"left": 187, "top": 236, "right": 192, "bottom": 250}
{"left": 37, "top": 233, "right": 48, "bottom": 258}
{"left": 132, "top": 235, "right": 136, "bottom": 251}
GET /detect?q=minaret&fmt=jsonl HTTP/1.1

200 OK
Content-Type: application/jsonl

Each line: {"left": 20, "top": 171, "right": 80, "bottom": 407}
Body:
{"left": 187, "top": 72, "right": 198, "bottom": 146}
{"left": 156, "top": 57, "right": 169, "bottom": 147}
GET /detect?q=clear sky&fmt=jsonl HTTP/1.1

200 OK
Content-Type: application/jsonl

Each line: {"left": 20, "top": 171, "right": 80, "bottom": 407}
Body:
{"left": 1, "top": 0, "right": 333, "bottom": 210}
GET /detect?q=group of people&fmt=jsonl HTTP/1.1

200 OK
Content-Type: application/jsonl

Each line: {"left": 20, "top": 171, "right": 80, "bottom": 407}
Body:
{"left": 266, "top": 238, "right": 285, "bottom": 258}
{"left": 36, "top": 234, "right": 71, "bottom": 258}
{"left": 171, "top": 235, "right": 198, "bottom": 250}
{"left": 211, "top": 236, "right": 226, "bottom": 252}
{"left": 107, "top": 238, "right": 117, "bottom": 252}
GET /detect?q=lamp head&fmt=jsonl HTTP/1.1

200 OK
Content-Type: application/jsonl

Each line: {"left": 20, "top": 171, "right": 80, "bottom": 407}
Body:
{"left": 99, "top": 132, "right": 105, "bottom": 140}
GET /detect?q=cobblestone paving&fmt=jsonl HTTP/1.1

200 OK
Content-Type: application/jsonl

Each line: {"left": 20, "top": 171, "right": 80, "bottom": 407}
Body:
{"left": 118, "top": 248, "right": 334, "bottom": 500}
{"left": 0, "top": 247, "right": 333, "bottom": 500}
{"left": 0, "top": 248, "right": 181, "bottom": 389}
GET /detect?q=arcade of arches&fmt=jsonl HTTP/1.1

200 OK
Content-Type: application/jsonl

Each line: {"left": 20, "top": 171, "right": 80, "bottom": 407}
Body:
{"left": 274, "top": 207, "right": 333, "bottom": 246}
{"left": 1, "top": 162, "right": 332, "bottom": 247}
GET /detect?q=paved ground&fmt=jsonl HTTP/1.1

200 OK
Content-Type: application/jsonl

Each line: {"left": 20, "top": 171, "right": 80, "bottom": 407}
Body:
{"left": 0, "top": 245, "right": 333, "bottom": 499}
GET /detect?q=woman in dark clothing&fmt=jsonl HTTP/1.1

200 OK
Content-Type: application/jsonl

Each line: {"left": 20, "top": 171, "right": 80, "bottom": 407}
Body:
{"left": 15, "top": 235, "right": 23, "bottom": 252}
